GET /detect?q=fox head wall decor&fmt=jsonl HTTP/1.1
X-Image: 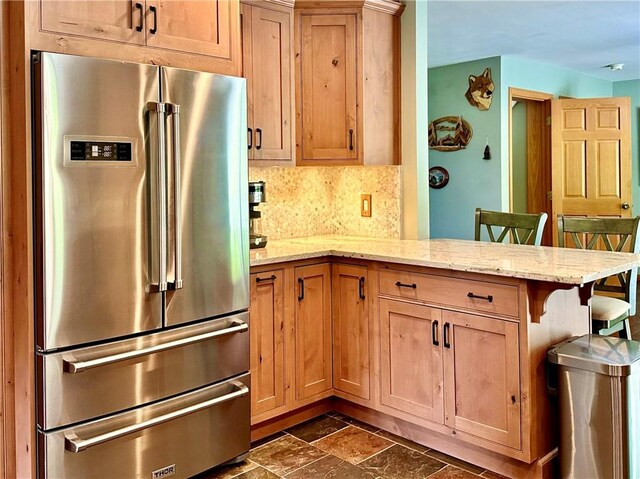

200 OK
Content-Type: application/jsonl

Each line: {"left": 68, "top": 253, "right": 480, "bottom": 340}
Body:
{"left": 465, "top": 67, "right": 494, "bottom": 111}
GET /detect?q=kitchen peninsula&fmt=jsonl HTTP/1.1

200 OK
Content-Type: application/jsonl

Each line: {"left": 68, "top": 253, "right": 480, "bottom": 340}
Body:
{"left": 249, "top": 235, "right": 640, "bottom": 478}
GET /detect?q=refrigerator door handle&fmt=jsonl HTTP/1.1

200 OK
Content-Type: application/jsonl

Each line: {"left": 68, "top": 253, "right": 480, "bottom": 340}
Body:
{"left": 167, "top": 103, "right": 183, "bottom": 290}
{"left": 62, "top": 319, "right": 248, "bottom": 373}
{"left": 63, "top": 380, "right": 249, "bottom": 453}
{"left": 147, "top": 101, "right": 168, "bottom": 293}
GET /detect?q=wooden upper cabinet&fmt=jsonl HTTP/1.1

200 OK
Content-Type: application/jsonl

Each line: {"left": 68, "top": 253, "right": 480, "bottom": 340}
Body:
{"left": 242, "top": 2, "right": 294, "bottom": 163}
{"left": 299, "top": 14, "right": 358, "bottom": 164}
{"left": 295, "top": 1, "right": 402, "bottom": 166}
{"left": 146, "top": 0, "right": 232, "bottom": 58}
{"left": 294, "top": 263, "right": 332, "bottom": 403}
{"left": 332, "top": 264, "right": 370, "bottom": 401}
{"left": 40, "top": 0, "right": 145, "bottom": 44}
{"left": 39, "top": 0, "right": 237, "bottom": 61}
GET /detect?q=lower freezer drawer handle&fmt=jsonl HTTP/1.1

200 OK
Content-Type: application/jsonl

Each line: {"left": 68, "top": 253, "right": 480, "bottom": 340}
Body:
{"left": 63, "top": 319, "right": 248, "bottom": 373}
{"left": 64, "top": 381, "right": 249, "bottom": 453}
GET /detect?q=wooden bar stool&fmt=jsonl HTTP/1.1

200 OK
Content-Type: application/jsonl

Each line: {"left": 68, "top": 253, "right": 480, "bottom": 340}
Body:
{"left": 474, "top": 208, "right": 548, "bottom": 246}
{"left": 557, "top": 215, "right": 640, "bottom": 339}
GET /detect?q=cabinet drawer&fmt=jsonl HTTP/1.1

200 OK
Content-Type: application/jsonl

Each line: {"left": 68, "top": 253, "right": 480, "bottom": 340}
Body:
{"left": 379, "top": 269, "right": 519, "bottom": 317}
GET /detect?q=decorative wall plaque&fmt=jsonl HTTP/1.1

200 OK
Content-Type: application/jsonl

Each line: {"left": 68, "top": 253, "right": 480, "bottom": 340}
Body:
{"left": 428, "top": 116, "right": 473, "bottom": 152}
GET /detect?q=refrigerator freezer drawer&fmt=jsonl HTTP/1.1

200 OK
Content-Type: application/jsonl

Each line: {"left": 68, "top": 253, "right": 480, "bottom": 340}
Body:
{"left": 38, "top": 313, "right": 249, "bottom": 430}
{"left": 38, "top": 373, "right": 250, "bottom": 479}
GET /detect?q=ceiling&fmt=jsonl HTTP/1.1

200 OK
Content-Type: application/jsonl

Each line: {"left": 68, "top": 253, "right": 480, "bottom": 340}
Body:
{"left": 427, "top": 0, "right": 640, "bottom": 82}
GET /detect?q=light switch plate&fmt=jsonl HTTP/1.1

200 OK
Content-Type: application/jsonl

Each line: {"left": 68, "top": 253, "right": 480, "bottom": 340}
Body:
{"left": 361, "top": 194, "right": 372, "bottom": 217}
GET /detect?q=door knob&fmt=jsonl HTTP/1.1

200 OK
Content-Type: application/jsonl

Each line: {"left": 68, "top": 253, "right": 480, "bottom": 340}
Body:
{"left": 622, "top": 203, "right": 630, "bottom": 210}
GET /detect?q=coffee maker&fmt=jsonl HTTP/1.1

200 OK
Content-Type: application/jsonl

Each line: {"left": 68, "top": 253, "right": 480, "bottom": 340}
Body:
{"left": 249, "top": 181, "right": 268, "bottom": 249}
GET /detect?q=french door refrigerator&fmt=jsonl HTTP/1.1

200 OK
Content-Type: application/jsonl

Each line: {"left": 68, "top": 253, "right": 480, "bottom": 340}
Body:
{"left": 33, "top": 52, "right": 250, "bottom": 479}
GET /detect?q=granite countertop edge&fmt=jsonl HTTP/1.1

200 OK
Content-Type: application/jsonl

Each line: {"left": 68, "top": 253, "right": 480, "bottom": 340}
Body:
{"left": 249, "top": 235, "right": 640, "bottom": 285}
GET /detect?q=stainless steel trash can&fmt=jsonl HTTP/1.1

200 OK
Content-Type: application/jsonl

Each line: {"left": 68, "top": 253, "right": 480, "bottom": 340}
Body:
{"left": 548, "top": 334, "right": 640, "bottom": 479}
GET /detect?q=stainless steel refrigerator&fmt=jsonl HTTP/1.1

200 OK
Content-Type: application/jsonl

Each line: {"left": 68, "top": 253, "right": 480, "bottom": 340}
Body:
{"left": 33, "top": 52, "right": 250, "bottom": 479}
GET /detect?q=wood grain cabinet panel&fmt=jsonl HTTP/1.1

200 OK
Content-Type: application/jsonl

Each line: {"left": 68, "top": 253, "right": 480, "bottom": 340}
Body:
{"left": 40, "top": 0, "right": 145, "bottom": 44}
{"left": 299, "top": 14, "right": 358, "bottom": 163}
{"left": 294, "top": 263, "right": 332, "bottom": 403}
{"left": 379, "top": 269, "right": 520, "bottom": 318}
{"left": 146, "top": 0, "right": 232, "bottom": 58}
{"left": 242, "top": 3, "right": 293, "bottom": 163}
{"left": 442, "top": 310, "right": 521, "bottom": 450}
{"left": 294, "top": 2, "right": 402, "bottom": 166}
{"left": 40, "top": 0, "right": 236, "bottom": 60}
{"left": 379, "top": 299, "right": 444, "bottom": 423}
{"left": 332, "top": 264, "right": 370, "bottom": 400}
{"left": 249, "top": 270, "right": 288, "bottom": 423}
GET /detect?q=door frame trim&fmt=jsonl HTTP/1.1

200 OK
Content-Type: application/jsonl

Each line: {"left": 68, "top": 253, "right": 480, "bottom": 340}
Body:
{"left": 508, "top": 87, "right": 553, "bottom": 241}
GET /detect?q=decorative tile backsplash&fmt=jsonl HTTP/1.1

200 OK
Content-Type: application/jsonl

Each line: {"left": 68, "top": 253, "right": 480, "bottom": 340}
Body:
{"left": 248, "top": 166, "right": 402, "bottom": 240}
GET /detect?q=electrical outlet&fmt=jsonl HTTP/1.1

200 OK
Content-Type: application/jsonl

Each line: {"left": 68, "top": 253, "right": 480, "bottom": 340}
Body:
{"left": 361, "top": 194, "right": 372, "bottom": 217}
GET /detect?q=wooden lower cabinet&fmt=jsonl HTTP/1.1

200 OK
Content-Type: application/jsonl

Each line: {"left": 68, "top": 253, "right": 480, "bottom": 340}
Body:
{"left": 294, "top": 263, "right": 333, "bottom": 403}
{"left": 249, "top": 262, "right": 333, "bottom": 423}
{"left": 249, "top": 269, "right": 288, "bottom": 423}
{"left": 378, "top": 299, "right": 443, "bottom": 423}
{"left": 377, "top": 299, "right": 522, "bottom": 450}
{"left": 250, "top": 260, "right": 530, "bottom": 469}
{"left": 442, "top": 310, "right": 521, "bottom": 450}
{"left": 332, "top": 264, "right": 370, "bottom": 400}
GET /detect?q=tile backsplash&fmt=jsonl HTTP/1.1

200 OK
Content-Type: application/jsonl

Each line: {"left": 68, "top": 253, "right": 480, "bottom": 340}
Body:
{"left": 249, "top": 166, "right": 401, "bottom": 240}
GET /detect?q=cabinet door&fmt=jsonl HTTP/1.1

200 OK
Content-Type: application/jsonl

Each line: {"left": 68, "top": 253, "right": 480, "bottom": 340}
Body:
{"left": 332, "top": 264, "right": 369, "bottom": 399}
{"left": 146, "top": 0, "right": 233, "bottom": 59}
{"left": 40, "top": 0, "right": 145, "bottom": 44}
{"left": 299, "top": 14, "right": 358, "bottom": 163}
{"left": 250, "top": 270, "right": 288, "bottom": 423}
{"left": 245, "top": 5, "right": 292, "bottom": 161}
{"left": 379, "top": 299, "right": 444, "bottom": 423}
{"left": 442, "top": 310, "right": 521, "bottom": 450}
{"left": 294, "top": 264, "right": 332, "bottom": 402}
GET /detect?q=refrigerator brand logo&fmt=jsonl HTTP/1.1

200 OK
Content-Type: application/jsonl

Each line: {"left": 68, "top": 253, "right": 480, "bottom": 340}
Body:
{"left": 152, "top": 465, "right": 176, "bottom": 478}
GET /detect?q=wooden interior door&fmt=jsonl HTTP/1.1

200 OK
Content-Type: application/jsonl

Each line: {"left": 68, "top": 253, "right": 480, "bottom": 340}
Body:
{"left": 146, "top": 0, "right": 232, "bottom": 59}
{"left": 442, "top": 310, "right": 521, "bottom": 450}
{"left": 299, "top": 14, "right": 358, "bottom": 163}
{"left": 332, "top": 264, "right": 369, "bottom": 400}
{"left": 379, "top": 299, "right": 444, "bottom": 423}
{"left": 294, "top": 263, "right": 332, "bottom": 403}
{"left": 247, "top": 5, "right": 292, "bottom": 161}
{"left": 249, "top": 270, "right": 288, "bottom": 423}
{"left": 40, "top": 0, "right": 145, "bottom": 44}
{"left": 551, "top": 97, "right": 632, "bottom": 243}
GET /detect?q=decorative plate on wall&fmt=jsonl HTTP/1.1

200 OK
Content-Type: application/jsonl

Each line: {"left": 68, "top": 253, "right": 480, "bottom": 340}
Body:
{"left": 429, "top": 166, "right": 449, "bottom": 189}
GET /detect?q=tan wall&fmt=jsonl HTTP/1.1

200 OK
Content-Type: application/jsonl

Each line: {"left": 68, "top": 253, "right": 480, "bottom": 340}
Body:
{"left": 249, "top": 166, "right": 402, "bottom": 240}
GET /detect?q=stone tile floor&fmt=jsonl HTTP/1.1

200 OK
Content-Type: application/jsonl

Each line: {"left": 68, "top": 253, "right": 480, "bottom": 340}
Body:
{"left": 195, "top": 412, "right": 509, "bottom": 479}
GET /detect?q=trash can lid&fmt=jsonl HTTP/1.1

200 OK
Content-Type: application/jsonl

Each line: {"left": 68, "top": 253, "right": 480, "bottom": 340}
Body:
{"left": 547, "top": 334, "right": 640, "bottom": 377}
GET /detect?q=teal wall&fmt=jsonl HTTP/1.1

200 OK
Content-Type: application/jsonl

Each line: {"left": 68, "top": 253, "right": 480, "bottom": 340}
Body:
{"left": 428, "top": 56, "right": 501, "bottom": 239}
{"left": 427, "top": 54, "right": 637, "bottom": 239}
{"left": 612, "top": 80, "right": 640, "bottom": 215}
{"left": 511, "top": 101, "right": 527, "bottom": 213}
{"left": 500, "top": 57, "right": 613, "bottom": 212}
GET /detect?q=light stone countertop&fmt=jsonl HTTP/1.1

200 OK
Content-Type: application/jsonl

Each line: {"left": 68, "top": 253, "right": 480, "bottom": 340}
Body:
{"left": 249, "top": 235, "right": 640, "bottom": 285}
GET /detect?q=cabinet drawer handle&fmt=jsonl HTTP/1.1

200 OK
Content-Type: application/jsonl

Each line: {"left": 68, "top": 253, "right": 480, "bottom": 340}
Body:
{"left": 358, "top": 276, "right": 366, "bottom": 300}
{"left": 298, "top": 278, "right": 304, "bottom": 301}
{"left": 248, "top": 128, "right": 253, "bottom": 150}
{"left": 432, "top": 320, "right": 439, "bottom": 346}
{"left": 349, "top": 129, "right": 354, "bottom": 151}
{"left": 149, "top": 5, "right": 157, "bottom": 34}
{"left": 443, "top": 322, "right": 451, "bottom": 349}
{"left": 256, "top": 275, "right": 276, "bottom": 283}
{"left": 395, "top": 281, "right": 417, "bottom": 289}
{"left": 134, "top": 3, "right": 143, "bottom": 32}
{"left": 256, "top": 128, "right": 262, "bottom": 150}
{"left": 467, "top": 292, "right": 493, "bottom": 303}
